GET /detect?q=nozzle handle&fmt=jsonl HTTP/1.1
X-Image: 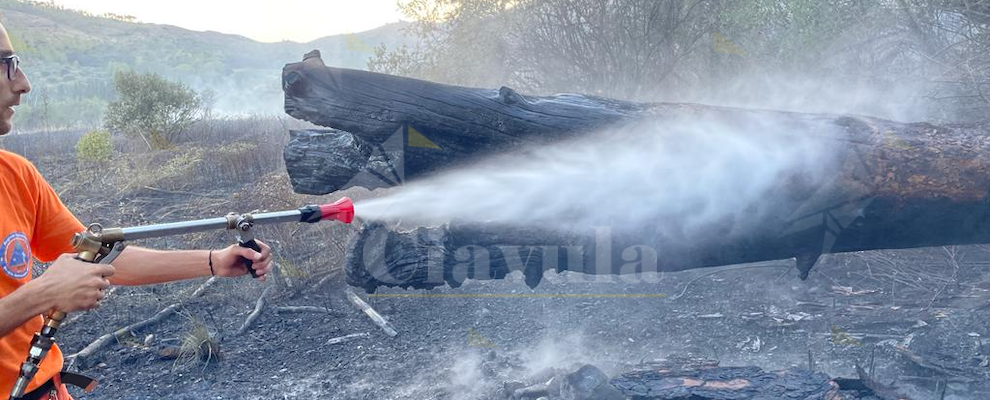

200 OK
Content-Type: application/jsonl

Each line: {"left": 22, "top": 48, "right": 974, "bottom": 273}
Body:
{"left": 238, "top": 239, "right": 261, "bottom": 278}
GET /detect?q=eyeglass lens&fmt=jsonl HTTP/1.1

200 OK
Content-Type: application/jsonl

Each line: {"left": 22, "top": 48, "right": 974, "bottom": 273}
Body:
{"left": 5, "top": 56, "right": 18, "bottom": 80}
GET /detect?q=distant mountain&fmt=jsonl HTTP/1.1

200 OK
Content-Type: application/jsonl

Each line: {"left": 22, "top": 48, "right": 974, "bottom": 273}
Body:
{"left": 0, "top": 0, "right": 416, "bottom": 131}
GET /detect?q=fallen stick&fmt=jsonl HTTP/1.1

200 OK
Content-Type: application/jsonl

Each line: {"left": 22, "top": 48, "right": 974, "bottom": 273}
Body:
{"left": 60, "top": 287, "right": 119, "bottom": 328}
{"left": 234, "top": 286, "right": 273, "bottom": 336}
{"left": 68, "top": 303, "right": 180, "bottom": 368}
{"left": 896, "top": 346, "right": 972, "bottom": 379}
{"left": 276, "top": 306, "right": 333, "bottom": 314}
{"left": 326, "top": 332, "right": 370, "bottom": 345}
{"left": 668, "top": 264, "right": 791, "bottom": 301}
{"left": 66, "top": 276, "right": 218, "bottom": 366}
{"left": 189, "top": 276, "right": 217, "bottom": 298}
{"left": 305, "top": 269, "right": 341, "bottom": 295}
{"left": 60, "top": 313, "right": 86, "bottom": 329}
{"left": 345, "top": 288, "right": 397, "bottom": 337}
{"left": 817, "top": 333, "right": 904, "bottom": 339}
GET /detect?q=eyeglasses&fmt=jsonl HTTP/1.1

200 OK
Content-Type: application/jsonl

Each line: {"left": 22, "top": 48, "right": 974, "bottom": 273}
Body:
{"left": 1, "top": 55, "right": 20, "bottom": 81}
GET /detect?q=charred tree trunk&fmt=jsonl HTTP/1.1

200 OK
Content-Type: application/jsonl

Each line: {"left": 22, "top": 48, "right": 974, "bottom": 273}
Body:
{"left": 284, "top": 50, "right": 654, "bottom": 193}
{"left": 282, "top": 51, "right": 990, "bottom": 292}
{"left": 610, "top": 361, "right": 842, "bottom": 400}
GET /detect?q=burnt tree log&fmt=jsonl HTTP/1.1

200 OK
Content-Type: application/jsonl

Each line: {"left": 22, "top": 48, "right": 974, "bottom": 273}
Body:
{"left": 284, "top": 50, "right": 651, "bottom": 193}
{"left": 281, "top": 51, "right": 990, "bottom": 292}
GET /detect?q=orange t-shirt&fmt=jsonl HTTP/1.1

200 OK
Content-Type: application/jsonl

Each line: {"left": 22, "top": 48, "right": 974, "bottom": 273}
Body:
{"left": 0, "top": 150, "right": 85, "bottom": 396}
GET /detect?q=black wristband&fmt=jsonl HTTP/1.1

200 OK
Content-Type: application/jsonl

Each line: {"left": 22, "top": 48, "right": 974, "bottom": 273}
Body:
{"left": 208, "top": 250, "right": 215, "bottom": 276}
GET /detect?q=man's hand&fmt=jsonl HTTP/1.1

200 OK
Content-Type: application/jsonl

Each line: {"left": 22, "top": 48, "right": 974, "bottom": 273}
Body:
{"left": 33, "top": 254, "right": 114, "bottom": 312}
{"left": 211, "top": 241, "right": 274, "bottom": 281}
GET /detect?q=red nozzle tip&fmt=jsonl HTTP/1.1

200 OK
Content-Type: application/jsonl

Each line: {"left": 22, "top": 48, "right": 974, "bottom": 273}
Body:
{"left": 319, "top": 197, "right": 354, "bottom": 224}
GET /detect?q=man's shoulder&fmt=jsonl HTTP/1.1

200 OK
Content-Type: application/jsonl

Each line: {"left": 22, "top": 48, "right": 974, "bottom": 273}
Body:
{"left": 0, "top": 149, "right": 31, "bottom": 164}
{"left": 0, "top": 150, "right": 39, "bottom": 179}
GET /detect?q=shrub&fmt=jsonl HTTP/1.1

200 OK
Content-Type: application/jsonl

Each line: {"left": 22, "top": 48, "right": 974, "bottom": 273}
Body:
{"left": 75, "top": 130, "right": 113, "bottom": 163}
{"left": 104, "top": 70, "right": 201, "bottom": 148}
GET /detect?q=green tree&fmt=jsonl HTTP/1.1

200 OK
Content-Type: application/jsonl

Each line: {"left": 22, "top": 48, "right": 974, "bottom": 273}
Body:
{"left": 104, "top": 70, "right": 201, "bottom": 149}
{"left": 368, "top": 43, "right": 425, "bottom": 77}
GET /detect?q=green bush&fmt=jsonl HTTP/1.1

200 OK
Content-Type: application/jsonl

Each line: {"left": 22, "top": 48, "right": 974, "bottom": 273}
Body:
{"left": 75, "top": 130, "right": 113, "bottom": 163}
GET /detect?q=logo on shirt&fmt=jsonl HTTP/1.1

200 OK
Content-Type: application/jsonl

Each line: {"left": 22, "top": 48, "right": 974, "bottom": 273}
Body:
{"left": 1, "top": 232, "right": 31, "bottom": 279}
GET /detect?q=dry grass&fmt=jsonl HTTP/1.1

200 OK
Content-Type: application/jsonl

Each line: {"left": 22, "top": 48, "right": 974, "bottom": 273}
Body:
{"left": 0, "top": 129, "right": 86, "bottom": 159}
{"left": 829, "top": 246, "right": 977, "bottom": 309}
{"left": 175, "top": 318, "right": 221, "bottom": 369}
{"left": 869, "top": 248, "right": 959, "bottom": 287}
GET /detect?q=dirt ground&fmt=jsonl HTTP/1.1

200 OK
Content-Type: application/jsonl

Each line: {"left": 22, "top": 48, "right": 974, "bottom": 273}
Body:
{"left": 56, "top": 237, "right": 990, "bottom": 400}
{"left": 12, "top": 141, "right": 990, "bottom": 400}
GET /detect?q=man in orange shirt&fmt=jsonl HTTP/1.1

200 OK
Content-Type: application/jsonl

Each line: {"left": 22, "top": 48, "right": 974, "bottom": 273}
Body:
{"left": 0, "top": 23, "right": 275, "bottom": 399}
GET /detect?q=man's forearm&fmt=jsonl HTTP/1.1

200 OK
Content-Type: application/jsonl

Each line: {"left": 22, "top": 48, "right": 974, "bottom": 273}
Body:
{"left": 109, "top": 246, "right": 211, "bottom": 286}
{"left": 0, "top": 280, "right": 52, "bottom": 337}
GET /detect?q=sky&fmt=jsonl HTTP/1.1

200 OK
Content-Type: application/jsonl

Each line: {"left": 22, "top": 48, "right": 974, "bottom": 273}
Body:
{"left": 51, "top": 0, "right": 409, "bottom": 43}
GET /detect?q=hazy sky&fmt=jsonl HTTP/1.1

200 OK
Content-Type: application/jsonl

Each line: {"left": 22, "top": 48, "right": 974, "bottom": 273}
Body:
{"left": 51, "top": 0, "right": 409, "bottom": 43}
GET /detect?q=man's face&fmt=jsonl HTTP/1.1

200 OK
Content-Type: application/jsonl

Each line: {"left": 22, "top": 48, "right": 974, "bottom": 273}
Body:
{"left": 0, "top": 25, "right": 31, "bottom": 135}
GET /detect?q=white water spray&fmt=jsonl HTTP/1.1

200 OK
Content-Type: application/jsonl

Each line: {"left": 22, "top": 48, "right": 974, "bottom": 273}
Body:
{"left": 355, "top": 115, "right": 839, "bottom": 236}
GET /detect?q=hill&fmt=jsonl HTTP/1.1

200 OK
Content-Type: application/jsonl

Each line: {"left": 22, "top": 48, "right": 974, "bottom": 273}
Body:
{"left": 0, "top": 0, "right": 415, "bottom": 131}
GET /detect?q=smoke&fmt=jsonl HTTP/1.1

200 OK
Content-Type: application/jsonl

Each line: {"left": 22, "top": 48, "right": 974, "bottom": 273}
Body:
{"left": 356, "top": 113, "right": 841, "bottom": 237}
{"left": 685, "top": 72, "right": 931, "bottom": 123}
{"left": 520, "top": 332, "right": 596, "bottom": 375}
{"left": 428, "top": 332, "right": 602, "bottom": 400}
{"left": 445, "top": 350, "right": 489, "bottom": 400}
